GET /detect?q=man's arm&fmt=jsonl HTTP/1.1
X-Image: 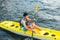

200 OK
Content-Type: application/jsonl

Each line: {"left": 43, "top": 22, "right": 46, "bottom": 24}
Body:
{"left": 21, "top": 20, "right": 30, "bottom": 30}
{"left": 21, "top": 20, "right": 38, "bottom": 34}
{"left": 27, "top": 18, "right": 35, "bottom": 21}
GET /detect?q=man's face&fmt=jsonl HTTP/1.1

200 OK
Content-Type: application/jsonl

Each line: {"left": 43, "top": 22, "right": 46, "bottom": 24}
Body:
{"left": 24, "top": 15, "right": 29, "bottom": 18}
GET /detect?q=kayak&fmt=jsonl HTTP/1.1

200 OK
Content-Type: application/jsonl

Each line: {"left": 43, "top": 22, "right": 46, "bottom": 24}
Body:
{"left": 0, "top": 21, "right": 60, "bottom": 40}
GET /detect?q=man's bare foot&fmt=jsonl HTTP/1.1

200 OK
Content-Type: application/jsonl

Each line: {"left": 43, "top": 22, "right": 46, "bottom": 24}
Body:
{"left": 39, "top": 30, "right": 46, "bottom": 35}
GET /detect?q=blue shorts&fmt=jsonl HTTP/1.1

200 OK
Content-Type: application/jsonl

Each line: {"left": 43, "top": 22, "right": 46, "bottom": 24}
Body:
{"left": 20, "top": 26, "right": 27, "bottom": 31}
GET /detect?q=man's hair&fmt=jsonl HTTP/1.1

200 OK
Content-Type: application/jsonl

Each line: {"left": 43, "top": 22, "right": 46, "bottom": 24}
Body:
{"left": 23, "top": 12, "right": 28, "bottom": 17}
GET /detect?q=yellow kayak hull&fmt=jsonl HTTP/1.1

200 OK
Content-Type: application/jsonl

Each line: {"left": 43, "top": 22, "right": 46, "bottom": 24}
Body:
{"left": 0, "top": 21, "right": 60, "bottom": 40}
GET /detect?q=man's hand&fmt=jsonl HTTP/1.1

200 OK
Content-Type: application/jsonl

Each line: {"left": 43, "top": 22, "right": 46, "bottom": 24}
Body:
{"left": 33, "top": 18, "right": 36, "bottom": 21}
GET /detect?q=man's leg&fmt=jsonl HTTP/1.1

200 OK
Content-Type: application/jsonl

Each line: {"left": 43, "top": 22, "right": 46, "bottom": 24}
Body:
{"left": 29, "top": 23, "right": 45, "bottom": 35}
{"left": 32, "top": 23, "right": 42, "bottom": 31}
{"left": 28, "top": 25, "right": 38, "bottom": 34}
{"left": 30, "top": 23, "right": 46, "bottom": 34}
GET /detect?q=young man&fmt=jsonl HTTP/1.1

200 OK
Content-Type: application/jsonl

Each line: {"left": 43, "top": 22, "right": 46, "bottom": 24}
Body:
{"left": 20, "top": 12, "right": 42, "bottom": 34}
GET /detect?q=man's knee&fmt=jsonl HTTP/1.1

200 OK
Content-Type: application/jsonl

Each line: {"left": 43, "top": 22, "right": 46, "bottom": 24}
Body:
{"left": 32, "top": 23, "right": 36, "bottom": 26}
{"left": 29, "top": 25, "right": 34, "bottom": 28}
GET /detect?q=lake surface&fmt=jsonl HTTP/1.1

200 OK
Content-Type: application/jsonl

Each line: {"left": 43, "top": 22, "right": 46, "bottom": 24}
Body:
{"left": 0, "top": 0, "right": 60, "bottom": 40}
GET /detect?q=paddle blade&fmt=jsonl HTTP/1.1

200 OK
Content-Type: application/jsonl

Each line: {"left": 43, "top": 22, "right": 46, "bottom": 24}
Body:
{"left": 34, "top": 5, "right": 38, "bottom": 14}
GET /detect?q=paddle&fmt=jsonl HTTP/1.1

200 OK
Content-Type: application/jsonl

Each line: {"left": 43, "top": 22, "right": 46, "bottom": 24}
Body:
{"left": 34, "top": 5, "right": 38, "bottom": 19}
{"left": 31, "top": 4, "right": 48, "bottom": 40}
{"left": 30, "top": 5, "right": 39, "bottom": 40}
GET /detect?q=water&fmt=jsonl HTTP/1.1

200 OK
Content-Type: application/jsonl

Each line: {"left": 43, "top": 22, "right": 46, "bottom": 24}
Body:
{"left": 0, "top": 0, "right": 60, "bottom": 40}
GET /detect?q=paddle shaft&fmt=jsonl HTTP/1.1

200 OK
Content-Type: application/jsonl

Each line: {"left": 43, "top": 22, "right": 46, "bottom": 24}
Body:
{"left": 30, "top": 5, "right": 38, "bottom": 40}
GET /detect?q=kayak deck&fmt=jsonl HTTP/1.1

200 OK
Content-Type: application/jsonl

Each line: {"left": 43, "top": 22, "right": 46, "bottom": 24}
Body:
{"left": 0, "top": 21, "right": 60, "bottom": 40}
